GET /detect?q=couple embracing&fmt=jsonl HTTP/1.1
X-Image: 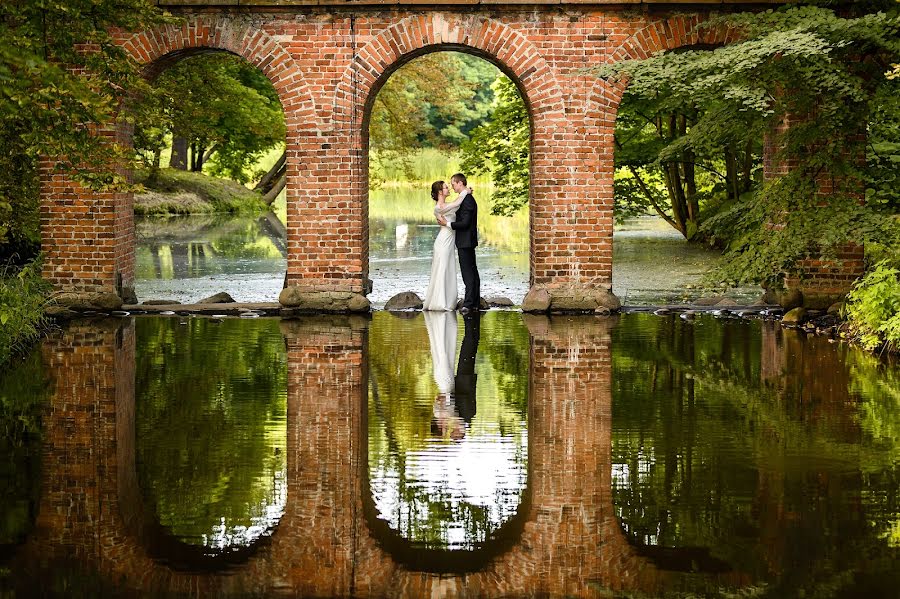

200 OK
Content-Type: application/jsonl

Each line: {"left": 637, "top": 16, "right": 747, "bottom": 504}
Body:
{"left": 423, "top": 173, "right": 481, "bottom": 313}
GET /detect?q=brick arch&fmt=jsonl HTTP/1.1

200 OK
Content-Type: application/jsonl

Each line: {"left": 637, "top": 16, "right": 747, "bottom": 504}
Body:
{"left": 332, "top": 13, "right": 566, "bottom": 129}
{"left": 119, "top": 15, "right": 319, "bottom": 129}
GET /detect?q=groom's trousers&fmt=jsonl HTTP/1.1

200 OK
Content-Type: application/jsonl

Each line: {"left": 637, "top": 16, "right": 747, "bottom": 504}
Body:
{"left": 458, "top": 248, "right": 481, "bottom": 309}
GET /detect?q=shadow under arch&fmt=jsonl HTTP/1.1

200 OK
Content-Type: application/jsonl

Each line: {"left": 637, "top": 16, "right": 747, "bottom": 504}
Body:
{"left": 358, "top": 313, "right": 532, "bottom": 574}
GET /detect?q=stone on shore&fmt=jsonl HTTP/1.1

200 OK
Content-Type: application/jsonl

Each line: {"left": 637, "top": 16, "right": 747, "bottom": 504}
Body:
{"left": 522, "top": 288, "right": 551, "bottom": 313}
{"left": 385, "top": 292, "right": 423, "bottom": 311}
{"left": 198, "top": 292, "right": 235, "bottom": 304}
{"left": 143, "top": 299, "right": 182, "bottom": 305}
{"left": 53, "top": 291, "right": 123, "bottom": 311}
{"left": 279, "top": 286, "right": 370, "bottom": 313}
{"left": 485, "top": 296, "right": 514, "bottom": 307}
{"left": 782, "top": 307, "right": 807, "bottom": 325}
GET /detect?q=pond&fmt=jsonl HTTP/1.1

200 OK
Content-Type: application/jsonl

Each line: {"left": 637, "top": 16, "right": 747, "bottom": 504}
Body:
{"left": 1, "top": 311, "right": 899, "bottom": 596}
{"left": 134, "top": 185, "right": 759, "bottom": 307}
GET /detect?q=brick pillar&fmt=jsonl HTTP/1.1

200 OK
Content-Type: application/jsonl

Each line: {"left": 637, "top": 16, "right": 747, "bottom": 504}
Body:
{"left": 39, "top": 125, "right": 135, "bottom": 306}
{"left": 762, "top": 116, "right": 865, "bottom": 308}
{"left": 526, "top": 87, "right": 619, "bottom": 312}
{"left": 14, "top": 319, "right": 135, "bottom": 583}
{"left": 273, "top": 316, "right": 368, "bottom": 595}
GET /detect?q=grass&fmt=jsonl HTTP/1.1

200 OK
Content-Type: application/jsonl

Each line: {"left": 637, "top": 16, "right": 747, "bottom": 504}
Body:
{"left": 371, "top": 148, "right": 492, "bottom": 185}
{"left": 134, "top": 168, "right": 267, "bottom": 216}
{"left": 0, "top": 260, "right": 51, "bottom": 366}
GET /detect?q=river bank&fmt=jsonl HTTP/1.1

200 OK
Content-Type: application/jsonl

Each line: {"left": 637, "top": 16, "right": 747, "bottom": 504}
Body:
{"left": 134, "top": 168, "right": 267, "bottom": 215}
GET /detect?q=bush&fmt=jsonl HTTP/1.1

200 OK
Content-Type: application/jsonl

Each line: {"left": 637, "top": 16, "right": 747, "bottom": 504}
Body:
{"left": 844, "top": 261, "right": 900, "bottom": 353}
{"left": 0, "top": 260, "right": 51, "bottom": 365}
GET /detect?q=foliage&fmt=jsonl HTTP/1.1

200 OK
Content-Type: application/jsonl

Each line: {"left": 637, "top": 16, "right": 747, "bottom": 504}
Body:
{"left": 0, "top": 0, "right": 170, "bottom": 257}
{"left": 133, "top": 168, "right": 267, "bottom": 215}
{"left": 461, "top": 78, "right": 530, "bottom": 217}
{"left": 135, "top": 317, "right": 287, "bottom": 547}
{"left": 369, "top": 52, "right": 500, "bottom": 185}
{"left": 844, "top": 261, "right": 900, "bottom": 352}
{"left": 0, "top": 260, "right": 51, "bottom": 366}
{"left": 134, "top": 53, "right": 285, "bottom": 183}
{"left": 598, "top": 4, "right": 900, "bottom": 285}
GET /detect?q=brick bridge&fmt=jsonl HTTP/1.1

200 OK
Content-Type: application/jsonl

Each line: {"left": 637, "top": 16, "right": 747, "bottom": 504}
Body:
{"left": 11, "top": 315, "right": 756, "bottom": 597}
{"left": 40, "top": 0, "right": 861, "bottom": 310}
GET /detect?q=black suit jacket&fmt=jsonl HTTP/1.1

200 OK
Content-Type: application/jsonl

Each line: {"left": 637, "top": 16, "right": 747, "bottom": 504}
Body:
{"left": 451, "top": 193, "right": 478, "bottom": 249}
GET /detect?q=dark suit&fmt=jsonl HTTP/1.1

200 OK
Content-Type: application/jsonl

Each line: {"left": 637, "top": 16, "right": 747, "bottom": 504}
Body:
{"left": 450, "top": 193, "right": 480, "bottom": 310}
{"left": 454, "top": 313, "right": 480, "bottom": 423}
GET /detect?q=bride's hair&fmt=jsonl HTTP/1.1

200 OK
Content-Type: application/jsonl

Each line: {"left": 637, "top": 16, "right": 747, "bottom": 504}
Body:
{"left": 430, "top": 180, "right": 445, "bottom": 202}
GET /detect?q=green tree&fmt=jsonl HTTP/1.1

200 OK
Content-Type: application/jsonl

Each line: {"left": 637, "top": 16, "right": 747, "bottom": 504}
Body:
{"left": 460, "top": 77, "right": 530, "bottom": 216}
{"left": 0, "top": 0, "right": 169, "bottom": 259}
{"left": 134, "top": 53, "right": 286, "bottom": 184}
{"left": 599, "top": 4, "right": 900, "bottom": 286}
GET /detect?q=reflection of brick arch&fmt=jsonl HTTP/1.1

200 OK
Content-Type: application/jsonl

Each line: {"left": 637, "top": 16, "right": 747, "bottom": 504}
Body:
{"left": 118, "top": 15, "right": 319, "bottom": 130}
{"left": 588, "top": 14, "right": 733, "bottom": 121}
{"left": 332, "top": 13, "right": 566, "bottom": 130}
{"left": 18, "top": 317, "right": 681, "bottom": 597}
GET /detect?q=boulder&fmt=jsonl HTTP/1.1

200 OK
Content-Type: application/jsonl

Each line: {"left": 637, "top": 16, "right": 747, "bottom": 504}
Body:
{"left": 279, "top": 286, "right": 370, "bottom": 312}
{"left": 593, "top": 290, "right": 621, "bottom": 312}
{"left": 714, "top": 297, "right": 740, "bottom": 308}
{"left": 776, "top": 289, "right": 804, "bottom": 310}
{"left": 521, "top": 288, "right": 551, "bottom": 313}
{"left": 827, "top": 301, "right": 844, "bottom": 316}
{"left": 485, "top": 296, "right": 514, "bottom": 307}
{"left": 198, "top": 292, "right": 235, "bottom": 304}
{"left": 385, "top": 292, "right": 423, "bottom": 311}
{"left": 348, "top": 293, "right": 371, "bottom": 313}
{"left": 54, "top": 291, "right": 123, "bottom": 311}
{"left": 782, "top": 307, "right": 807, "bottom": 325}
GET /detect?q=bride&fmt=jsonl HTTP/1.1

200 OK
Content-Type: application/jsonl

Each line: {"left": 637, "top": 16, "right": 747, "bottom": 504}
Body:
{"left": 423, "top": 180, "right": 466, "bottom": 311}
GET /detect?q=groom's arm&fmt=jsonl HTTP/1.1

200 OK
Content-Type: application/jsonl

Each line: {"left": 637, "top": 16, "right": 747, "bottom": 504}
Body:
{"left": 450, "top": 196, "right": 475, "bottom": 231}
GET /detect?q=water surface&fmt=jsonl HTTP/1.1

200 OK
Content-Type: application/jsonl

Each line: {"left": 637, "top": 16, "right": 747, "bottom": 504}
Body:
{"left": 2, "top": 312, "right": 898, "bottom": 596}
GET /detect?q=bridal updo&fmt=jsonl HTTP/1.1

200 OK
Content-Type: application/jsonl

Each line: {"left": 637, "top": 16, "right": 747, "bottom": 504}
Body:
{"left": 431, "top": 180, "right": 445, "bottom": 202}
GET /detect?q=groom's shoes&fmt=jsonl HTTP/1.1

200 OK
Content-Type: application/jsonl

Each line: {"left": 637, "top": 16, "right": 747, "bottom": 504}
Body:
{"left": 459, "top": 306, "right": 471, "bottom": 314}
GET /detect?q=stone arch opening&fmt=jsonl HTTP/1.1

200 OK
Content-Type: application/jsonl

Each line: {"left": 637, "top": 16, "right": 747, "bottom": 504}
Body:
{"left": 597, "top": 18, "right": 756, "bottom": 306}
{"left": 361, "top": 47, "right": 534, "bottom": 306}
{"left": 125, "top": 47, "right": 290, "bottom": 303}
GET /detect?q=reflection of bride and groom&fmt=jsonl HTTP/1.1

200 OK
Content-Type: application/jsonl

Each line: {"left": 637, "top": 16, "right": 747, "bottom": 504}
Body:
{"left": 423, "top": 172, "right": 482, "bottom": 438}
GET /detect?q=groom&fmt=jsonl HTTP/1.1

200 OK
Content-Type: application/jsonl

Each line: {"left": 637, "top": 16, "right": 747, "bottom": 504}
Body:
{"left": 437, "top": 173, "right": 480, "bottom": 313}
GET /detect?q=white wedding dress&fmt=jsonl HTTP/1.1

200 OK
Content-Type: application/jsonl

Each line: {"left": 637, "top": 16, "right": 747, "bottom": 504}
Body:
{"left": 423, "top": 197, "right": 463, "bottom": 311}
{"left": 424, "top": 311, "right": 458, "bottom": 396}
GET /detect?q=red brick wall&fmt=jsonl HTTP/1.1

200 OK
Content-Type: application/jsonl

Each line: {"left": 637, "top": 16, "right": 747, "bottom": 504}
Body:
{"left": 42, "top": 9, "right": 765, "bottom": 301}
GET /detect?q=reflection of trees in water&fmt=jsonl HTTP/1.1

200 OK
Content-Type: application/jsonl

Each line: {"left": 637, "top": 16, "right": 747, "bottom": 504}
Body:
{"left": 611, "top": 314, "right": 900, "bottom": 591}
{"left": 366, "top": 312, "right": 528, "bottom": 549}
{"left": 0, "top": 351, "right": 49, "bottom": 547}
{"left": 135, "top": 214, "right": 286, "bottom": 280}
{"left": 135, "top": 318, "right": 287, "bottom": 549}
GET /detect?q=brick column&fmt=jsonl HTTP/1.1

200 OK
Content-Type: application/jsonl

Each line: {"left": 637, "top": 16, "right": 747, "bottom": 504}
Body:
{"left": 40, "top": 151, "right": 135, "bottom": 308}
{"left": 762, "top": 116, "right": 865, "bottom": 308}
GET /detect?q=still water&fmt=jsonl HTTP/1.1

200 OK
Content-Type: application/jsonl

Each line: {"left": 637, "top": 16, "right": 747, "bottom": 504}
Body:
{"left": 2, "top": 312, "right": 899, "bottom": 597}
{"left": 134, "top": 185, "right": 759, "bottom": 306}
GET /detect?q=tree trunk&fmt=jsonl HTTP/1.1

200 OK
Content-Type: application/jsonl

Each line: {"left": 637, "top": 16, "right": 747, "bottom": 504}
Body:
{"left": 742, "top": 139, "right": 754, "bottom": 192}
{"left": 725, "top": 148, "right": 738, "bottom": 200}
{"left": 254, "top": 151, "right": 286, "bottom": 193}
{"left": 679, "top": 114, "right": 699, "bottom": 227}
{"left": 170, "top": 136, "right": 188, "bottom": 170}
{"left": 261, "top": 171, "right": 286, "bottom": 206}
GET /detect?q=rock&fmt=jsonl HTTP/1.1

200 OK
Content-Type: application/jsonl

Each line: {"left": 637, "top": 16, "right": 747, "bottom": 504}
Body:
{"left": 143, "top": 299, "right": 181, "bottom": 305}
{"left": 680, "top": 311, "right": 697, "bottom": 321}
{"left": 653, "top": 308, "right": 671, "bottom": 316}
{"left": 121, "top": 287, "right": 138, "bottom": 305}
{"left": 827, "top": 302, "right": 844, "bottom": 316}
{"left": 693, "top": 296, "right": 723, "bottom": 307}
{"left": 594, "top": 306, "right": 612, "bottom": 316}
{"left": 521, "top": 288, "right": 551, "bottom": 313}
{"left": 593, "top": 290, "right": 621, "bottom": 312}
{"left": 385, "top": 292, "right": 423, "bottom": 311}
{"left": 714, "top": 298, "right": 740, "bottom": 308}
{"left": 485, "top": 295, "right": 514, "bottom": 307}
{"left": 348, "top": 293, "right": 371, "bottom": 313}
{"left": 198, "top": 292, "right": 235, "bottom": 304}
{"left": 279, "top": 286, "right": 370, "bottom": 312}
{"left": 111, "top": 311, "right": 130, "bottom": 317}
{"left": 782, "top": 307, "right": 807, "bottom": 325}
{"left": 365, "top": 278, "right": 374, "bottom": 295}
{"left": 54, "top": 291, "right": 123, "bottom": 311}
{"left": 776, "top": 289, "right": 804, "bottom": 310}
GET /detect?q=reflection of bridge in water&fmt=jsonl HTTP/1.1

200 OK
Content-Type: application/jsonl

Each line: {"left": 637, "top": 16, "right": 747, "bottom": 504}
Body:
{"left": 14, "top": 315, "right": 757, "bottom": 597}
